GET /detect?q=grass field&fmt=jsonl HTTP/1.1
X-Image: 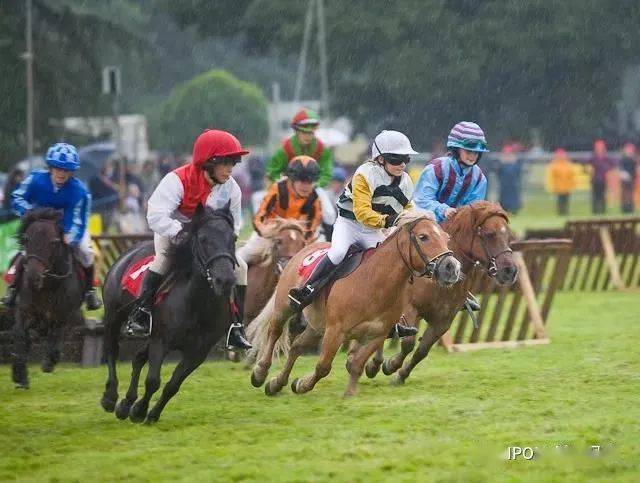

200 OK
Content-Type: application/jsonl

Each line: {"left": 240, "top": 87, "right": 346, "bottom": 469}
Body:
{"left": 0, "top": 290, "right": 638, "bottom": 482}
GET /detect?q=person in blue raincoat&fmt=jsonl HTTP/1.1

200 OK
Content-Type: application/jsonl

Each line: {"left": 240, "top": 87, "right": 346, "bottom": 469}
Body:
{"left": 413, "top": 121, "right": 490, "bottom": 311}
{"left": 1, "top": 143, "right": 102, "bottom": 310}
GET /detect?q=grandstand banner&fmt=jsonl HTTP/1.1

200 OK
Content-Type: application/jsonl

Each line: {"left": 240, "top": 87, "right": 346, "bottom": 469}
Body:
{"left": 0, "top": 220, "right": 19, "bottom": 271}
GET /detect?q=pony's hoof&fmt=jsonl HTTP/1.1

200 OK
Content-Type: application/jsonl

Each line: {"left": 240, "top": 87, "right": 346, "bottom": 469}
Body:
{"left": 41, "top": 361, "right": 55, "bottom": 373}
{"left": 14, "top": 383, "right": 29, "bottom": 390}
{"left": 251, "top": 369, "right": 266, "bottom": 388}
{"left": 264, "top": 378, "right": 283, "bottom": 397}
{"left": 129, "top": 401, "right": 148, "bottom": 423}
{"left": 391, "top": 373, "right": 406, "bottom": 386}
{"left": 227, "top": 351, "right": 241, "bottom": 363}
{"left": 291, "top": 378, "right": 302, "bottom": 394}
{"left": 365, "top": 361, "right": 381, "bottom": 379}
{"left": 382, "top": 359, "right": 397, "bottom": 376}
{"left": 115, "top": 400, "right": 132, "bottom": 420}
{"left": 144, "top": 414, "right": 159, "bottom": 425}
{"left": 101, "top": 395, "right": 117, "bottom": 413}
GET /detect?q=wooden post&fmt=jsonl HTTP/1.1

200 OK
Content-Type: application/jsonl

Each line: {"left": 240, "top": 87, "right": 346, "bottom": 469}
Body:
{"left": 513, "top": 252, "right": 547, "bottom": 339}
{"left": 598, "top": 226, "right": 626, "bottom": 290}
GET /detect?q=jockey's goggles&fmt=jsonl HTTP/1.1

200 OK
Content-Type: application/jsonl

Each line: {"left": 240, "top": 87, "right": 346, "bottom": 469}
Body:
{"left": 458, "top": 139, "right": 487, "bottom": 151}
{"left": 382, "top": 153, "right": 411, "bottom": 166}
{"left": 204, "top": 156, "right": 242, "bottom": 168}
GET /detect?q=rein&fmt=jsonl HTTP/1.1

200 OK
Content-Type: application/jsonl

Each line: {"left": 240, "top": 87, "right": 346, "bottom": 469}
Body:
{"left": 396, "top": 220, "right": 453, "bottom": 283}
{"left": 24, "top": 238, "right": 73, "bottom": 281}
{"left": 459, "top": 213, "right": 512, "bottom": 277}
{"left": 191, "top": 214, "right": 238, "bottom": 285}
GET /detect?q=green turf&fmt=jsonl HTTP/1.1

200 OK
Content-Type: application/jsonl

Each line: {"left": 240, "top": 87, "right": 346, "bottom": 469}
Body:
{"left": 0, "top": 290, "right": 638, "bottom": 482}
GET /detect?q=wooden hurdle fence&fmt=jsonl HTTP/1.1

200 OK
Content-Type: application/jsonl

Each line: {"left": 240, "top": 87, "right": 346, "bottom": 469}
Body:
{"left": 525, "top": 217, "right": 640, "bottom": 292}
{"left": 440, "top": 239, "right": 573, "bottom": 353}
{"left": 92, "top": 234, "right": 152, "bottom": 280}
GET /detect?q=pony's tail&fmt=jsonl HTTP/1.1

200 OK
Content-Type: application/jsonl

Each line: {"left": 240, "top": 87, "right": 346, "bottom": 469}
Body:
{"left": 246, "top": 293, "right": 292, "bottom": 363}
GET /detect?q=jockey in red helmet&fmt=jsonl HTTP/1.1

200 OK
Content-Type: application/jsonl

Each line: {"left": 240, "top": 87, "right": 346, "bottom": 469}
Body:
{"left": 126, "top": 129, "right": 252, "bottom": 350}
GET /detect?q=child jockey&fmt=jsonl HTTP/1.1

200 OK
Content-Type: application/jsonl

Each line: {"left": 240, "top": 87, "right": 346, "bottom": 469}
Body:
{"left": 1, "top": 143, "right": 101, "bottom": 310}
{"left": 125, "top": 129, "right": 252, "bottom": 350}
{"left": 413, "top": 121, "right": 489, "bottom": 310}
{"left": 288, "top": 130, "right": 419, "bottom": 337}
{"left": 266, "top": 108, "right": 333, "bottom": 187}
{"left": 239, "top": 155, "right": 322, "bottom": 266}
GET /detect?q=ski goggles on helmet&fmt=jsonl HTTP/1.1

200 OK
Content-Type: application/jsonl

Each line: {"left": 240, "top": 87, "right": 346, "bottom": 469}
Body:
{"left": 382, "top": 153, "right": 411, "bottom": 166}
{"left": 458, "top": 139, "right": 488, "bottom": 151}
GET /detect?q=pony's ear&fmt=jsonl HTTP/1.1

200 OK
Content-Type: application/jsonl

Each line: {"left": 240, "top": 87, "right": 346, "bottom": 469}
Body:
{"left": 194, "top": 203, "right": 205, "bottom": 218}
{"left": 221, "top": 200, "right": 231, "bottom": 212}
{"left": 55, "top": 209, "right": 64, "bottom": 222}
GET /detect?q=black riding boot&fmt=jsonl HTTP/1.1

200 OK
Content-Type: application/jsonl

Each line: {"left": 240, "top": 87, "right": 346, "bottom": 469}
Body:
{"left": 461, "top": 292, "right": 481, "bottom": 312}
{"left": 387, "top": 317, "right": 419, "bottom": 339}
{"left": 125, "top": 270, "right": 163, "bottom": 337}
{"left": 1, "top": 255, "right": 24, "bottom": 308}
{"left": 226, "top": 285, "right": 252, "bottom": 350}
{"left": 288, "top": 256, "right": 337, "bottom": 311}
{"left": 83, "top": 264, "right": 102, "bottom": 310}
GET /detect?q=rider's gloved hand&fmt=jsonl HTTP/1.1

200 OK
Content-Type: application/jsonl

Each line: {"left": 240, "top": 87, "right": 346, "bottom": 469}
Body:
{"left": 384, "top": 212, "right": 399, "bottom": 228}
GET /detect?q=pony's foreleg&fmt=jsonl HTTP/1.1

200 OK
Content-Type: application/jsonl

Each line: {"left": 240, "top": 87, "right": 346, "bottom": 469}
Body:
{"left": 382, "top": 334, "right": 418, "bottom": 376}
{"left": 115, "top": 344, "right": 148, "bottom": 420}
{"left": 42, "top": 326, "right": 63, "bottom": 373}
{"left": 291, "top": 325, "right": 344, "bottom": 395}
{"left": 345, "top": 335, "right": 388, "bottom": 397}
{"left": 130, "top": 338, "right": 165, "bottom": 423}
{"left": 394, "top": 321, "right": 450, "bottom": 385}
{"left": 11, "top": 311, "right": 30, "bottom": 389}
{"left": 251, "top": 312, "right": 289, "bottom": 388}
{"left": 145, "top": 348, "right": 209, "bottom": 424}
{"left": 265, "top": 326, "right": 321, "bottom": 396}
{"left": 364, "top": 345, "right": 384, "bottom": 379}
{"left": 101, "top": 314, "right": 122, "bottom": 412}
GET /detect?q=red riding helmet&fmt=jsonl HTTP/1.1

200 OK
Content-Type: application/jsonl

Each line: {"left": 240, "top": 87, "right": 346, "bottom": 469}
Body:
{"left": 192, "top": 129, "right": 250, "bottom": 168}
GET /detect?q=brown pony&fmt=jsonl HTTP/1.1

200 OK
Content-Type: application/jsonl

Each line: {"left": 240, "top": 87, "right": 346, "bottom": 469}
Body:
{"left": 365, "top": 201, "right": 518, "bottom": 384}
{"left": 249, "top": 210, "right": 461, "bottom": 397}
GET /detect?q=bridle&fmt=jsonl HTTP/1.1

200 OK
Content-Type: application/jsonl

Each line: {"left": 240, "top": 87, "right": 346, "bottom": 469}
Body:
{"left": 191, "top": 216, "right": 238, "bottom": 286}
{"left": 396, "top": 219, "right": 453, "bottom": 283}
{"left": 24, "top": 235, "right": 73, "bottom": 280}
{"left": 272, "top": 225, "right": 306, "bottom": 275}
{"left": 459, "top": 213, "right": 512, "bottom": 277}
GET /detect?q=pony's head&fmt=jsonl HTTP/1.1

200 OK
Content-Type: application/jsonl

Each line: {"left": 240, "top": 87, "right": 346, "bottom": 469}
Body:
{"left": 260, "top": 218, "right": 307, "bottom": 270}
{"left": 395, "top": 209, "right": 461, "bottom": 286}
{"left": 169, "top": 203, "right": 237, "bottom": 297}
{"left": 18, "top": 208, "right": 68, "bottom": 290}
{"left": 444, "top": 201, "right": 518, "bottom": 285}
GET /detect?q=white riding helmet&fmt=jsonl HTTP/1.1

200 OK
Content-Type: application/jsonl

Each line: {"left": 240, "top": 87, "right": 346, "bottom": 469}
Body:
{"left": 371, "top": 130, "right": 418, "bottom": 159}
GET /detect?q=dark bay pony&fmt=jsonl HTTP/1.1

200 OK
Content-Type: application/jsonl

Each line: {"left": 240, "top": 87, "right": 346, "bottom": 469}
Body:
{"left": 365, "top": 201, "right": 518, "bottom": 384}
{"left": 100, "top": 204, "right": 237, "bottom": 424}
{"left": 10, "top": 208, "right": 85, "bottom": 388}
{"left": 250, "top": 211, "right": 461, "bottom": 397}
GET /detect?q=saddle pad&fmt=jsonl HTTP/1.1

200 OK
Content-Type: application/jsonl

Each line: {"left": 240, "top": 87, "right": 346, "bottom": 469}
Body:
{"left": 3, "top": 262, "right": 18, "bottom": 285}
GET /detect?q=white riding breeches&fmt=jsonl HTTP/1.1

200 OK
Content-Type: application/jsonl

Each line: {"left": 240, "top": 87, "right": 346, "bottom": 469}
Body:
{"left": 149, "top": 233, "right": 248, "bottom": 286}
{"left": 237, "top": 231, "right": 268, "bottom": 267}
{"left": 72, "top": 231, "right": 95, "bottom": 268}
{"left": 326, "top": 216, "right": 385, "bottom": 265}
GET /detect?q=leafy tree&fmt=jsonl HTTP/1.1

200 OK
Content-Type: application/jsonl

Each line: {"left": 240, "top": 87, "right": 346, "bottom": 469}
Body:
{"left": 152, "top": 69, "right": 269, "bottom": 153}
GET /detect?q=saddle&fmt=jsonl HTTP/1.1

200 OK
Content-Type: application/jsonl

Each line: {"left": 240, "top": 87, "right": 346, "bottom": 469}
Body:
{"left": 298, "top": 245, "right": 375, "bottom": 295}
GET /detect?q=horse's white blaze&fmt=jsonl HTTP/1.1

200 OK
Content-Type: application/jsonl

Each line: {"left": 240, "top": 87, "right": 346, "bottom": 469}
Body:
{"left": 500, "top": 226, "right": 507, "bottom": 233}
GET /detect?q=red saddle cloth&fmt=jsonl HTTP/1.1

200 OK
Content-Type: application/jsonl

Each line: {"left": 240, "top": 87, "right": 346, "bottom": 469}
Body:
{"left": 121, "top": 256, "right": 170, "bottom": 304}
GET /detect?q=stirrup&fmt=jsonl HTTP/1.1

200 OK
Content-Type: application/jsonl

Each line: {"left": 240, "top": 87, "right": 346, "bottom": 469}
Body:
{"left": 125, "top": 307, "right": 153, "bottom": 338}
{"left": 288, "top": 285, "right": 314, "bottom": 310}
{"left": 226, "top": 322, "right": 252, "bottom": 350}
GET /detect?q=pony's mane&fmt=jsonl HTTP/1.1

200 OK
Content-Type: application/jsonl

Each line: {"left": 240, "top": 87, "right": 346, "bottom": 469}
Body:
{"left": 395, "top": 208, "right": 436, "bottom": 228}
{"left": 165, "top": 206, "right": 234, "bottom": 277}
{"left": 253, "top": 218, "right": 307, "bottom": 265}
{"left": 18, "top": 208, "right": 62, "bottom": 241}
{"left": 443, "top": 201, "right": 509, "bottom": 240}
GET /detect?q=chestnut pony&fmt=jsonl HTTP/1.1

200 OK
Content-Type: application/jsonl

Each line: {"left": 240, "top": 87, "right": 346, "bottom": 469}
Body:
{"left": 365, "top": 201, "right": 518, "bottom": 385}
{"left": 250, "top": 210, "right": 461, "bottom": 397}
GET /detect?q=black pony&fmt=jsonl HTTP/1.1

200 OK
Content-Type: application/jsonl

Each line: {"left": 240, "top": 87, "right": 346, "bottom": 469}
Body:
{"left": 11, "top": 208, "right": 85, "bottom": 388}
{"left": 100, "top": 203, "right": 237, "bottom": 424}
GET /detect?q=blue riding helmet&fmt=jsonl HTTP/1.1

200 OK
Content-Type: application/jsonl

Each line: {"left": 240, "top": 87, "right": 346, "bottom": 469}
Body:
{"left": 45, "top": 143, "right": 80, "bottom": 171}
{"left": 446, "top": 121, "right": 489, "bottom": 153}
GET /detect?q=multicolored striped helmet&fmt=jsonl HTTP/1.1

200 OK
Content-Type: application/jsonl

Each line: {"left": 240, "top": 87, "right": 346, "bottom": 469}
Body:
{"left": 45, "top": 143, "right": 80, "bottom": 171}
{"left": 446, "top": 121, "right": 489, "bottom": 153}
{"left": 291, "top": 108, "right": 320, "bottom": 133}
